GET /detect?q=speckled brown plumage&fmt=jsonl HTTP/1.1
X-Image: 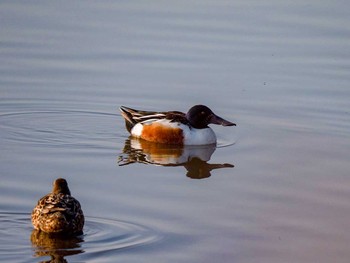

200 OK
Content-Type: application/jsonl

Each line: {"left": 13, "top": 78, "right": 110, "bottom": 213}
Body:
{"left": 31, "top": 178, "right": 84, "bottom": 235}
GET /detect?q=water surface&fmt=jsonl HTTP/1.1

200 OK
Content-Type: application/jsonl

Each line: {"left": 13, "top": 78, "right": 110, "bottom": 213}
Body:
{"left": 1, "top": 1, "right": 350, "bottom": 262}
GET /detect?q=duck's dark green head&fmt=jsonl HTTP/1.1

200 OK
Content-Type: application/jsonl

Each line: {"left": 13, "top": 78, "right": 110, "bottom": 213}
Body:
{"left": 186, "top": 105, "right": 236, "bottom": 129}
{"left": 52, "top": 178, "right": 71, "bottom": 195}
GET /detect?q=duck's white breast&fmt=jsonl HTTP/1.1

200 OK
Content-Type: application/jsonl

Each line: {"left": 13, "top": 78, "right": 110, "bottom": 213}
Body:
{"left": 181, "top": 125, "right": 217, "bottom": 145}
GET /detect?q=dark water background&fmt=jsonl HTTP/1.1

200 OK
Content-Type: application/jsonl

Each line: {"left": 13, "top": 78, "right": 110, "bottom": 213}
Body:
{"left": 1, "top": 1, "right": 350, "bottom": 262}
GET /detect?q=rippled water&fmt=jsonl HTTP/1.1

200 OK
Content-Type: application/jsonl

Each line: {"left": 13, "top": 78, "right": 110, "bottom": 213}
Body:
{"left": 0, "top": 212, "right": 159, "bottom": 262}
{"left": 1, "top": 1, "right": 350, "bottom": 262}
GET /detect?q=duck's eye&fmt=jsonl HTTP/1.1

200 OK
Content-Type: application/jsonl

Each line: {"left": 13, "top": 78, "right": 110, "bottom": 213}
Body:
{"left": 201, "top": 111, "right": 205, "bottom": 115}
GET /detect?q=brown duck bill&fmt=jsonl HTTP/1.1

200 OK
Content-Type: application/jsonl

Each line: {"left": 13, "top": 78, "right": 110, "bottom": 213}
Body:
{"left": 209, "top": 114, "right": 236, "bottom": 126}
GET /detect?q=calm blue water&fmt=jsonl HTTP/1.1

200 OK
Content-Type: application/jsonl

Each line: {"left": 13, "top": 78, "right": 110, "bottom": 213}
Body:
{"left": 1, "top": 1, "right": 350, "bottom": 262}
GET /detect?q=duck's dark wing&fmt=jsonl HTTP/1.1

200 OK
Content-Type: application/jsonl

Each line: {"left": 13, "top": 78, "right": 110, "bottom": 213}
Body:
{"left": 120, "top": 106, "right": 164, "bottom": 122}
{"left": 165, "top": 111, "right": 189, "bottom": 125}
{"left": 120, "top": 106, "right": 188, "bottom": 132}
{"left": 120, "top": 106, "right": 164, "bottom": 132}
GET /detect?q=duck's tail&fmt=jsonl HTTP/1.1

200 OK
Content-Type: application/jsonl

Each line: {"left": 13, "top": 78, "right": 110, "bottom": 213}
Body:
{"left": 120, "top": 106, "right": 139, "bottom": 133}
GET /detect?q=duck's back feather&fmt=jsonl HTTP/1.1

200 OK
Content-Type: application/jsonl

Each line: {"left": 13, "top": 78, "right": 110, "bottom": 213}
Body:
{"left": 31, "top": 193, "right": 84, "bottom": 235}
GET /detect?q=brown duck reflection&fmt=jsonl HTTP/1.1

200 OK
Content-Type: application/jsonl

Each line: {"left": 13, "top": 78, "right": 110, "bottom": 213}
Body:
{"left": 118, "top": 138, "right": 234, "bottom": 179}
{"left": 30, "top": 229, "right": 84, "bottom": 263}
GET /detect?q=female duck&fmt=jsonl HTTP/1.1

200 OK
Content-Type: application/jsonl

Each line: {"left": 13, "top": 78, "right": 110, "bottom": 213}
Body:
{"left": 31, "top": 178, "right": 84, "bottom": 235}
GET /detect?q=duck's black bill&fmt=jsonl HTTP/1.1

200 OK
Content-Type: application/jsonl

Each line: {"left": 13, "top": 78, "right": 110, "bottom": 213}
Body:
{"left": 209, "top": 114, "right": 236, "bottom": 126}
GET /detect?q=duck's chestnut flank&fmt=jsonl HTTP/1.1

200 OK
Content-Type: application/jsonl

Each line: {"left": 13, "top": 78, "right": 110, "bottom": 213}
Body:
{"left": 141, "top": 123, "right": 184, "bottom": 144}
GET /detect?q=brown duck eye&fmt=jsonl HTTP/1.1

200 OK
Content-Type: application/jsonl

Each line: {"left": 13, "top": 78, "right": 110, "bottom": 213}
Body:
{"left": 201, "top": 111, "right": 205, "bottom": 115}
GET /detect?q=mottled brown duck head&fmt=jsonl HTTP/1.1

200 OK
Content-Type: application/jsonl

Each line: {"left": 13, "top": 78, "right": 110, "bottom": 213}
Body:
{"left": 52, "top": 178, "right": 71, "bottom": 195}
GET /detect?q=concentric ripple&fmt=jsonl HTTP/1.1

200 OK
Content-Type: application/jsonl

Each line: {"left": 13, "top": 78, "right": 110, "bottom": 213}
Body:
{"left": 0, "top": 212, "right": 161, "bottom": 262}
{"left": 0, "top": 109, "right": 119, "bottom": 151}
{"left": 83, "top": 216, "right": 160, "bottom": 254}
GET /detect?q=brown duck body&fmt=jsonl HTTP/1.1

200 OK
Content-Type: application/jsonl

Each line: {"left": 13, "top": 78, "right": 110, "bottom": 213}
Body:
{"left": 31, "top": 178, "right": 84, "bottom": 235}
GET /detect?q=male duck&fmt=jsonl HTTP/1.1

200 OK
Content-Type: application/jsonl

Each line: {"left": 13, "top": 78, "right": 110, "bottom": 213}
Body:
{"left": 120, "top": 105, "right": 236, "bottom": 145}
{"left": 31, "top": 178, "right": 84, "bottom": 235}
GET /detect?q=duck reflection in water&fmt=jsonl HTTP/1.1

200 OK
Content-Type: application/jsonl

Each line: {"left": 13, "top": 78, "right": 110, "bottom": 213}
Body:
{"left": 30, "top": 229, "right": 84, "bottom": 263}
{"left": 118, "top": 138, "right": 234, "bottom": 179}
